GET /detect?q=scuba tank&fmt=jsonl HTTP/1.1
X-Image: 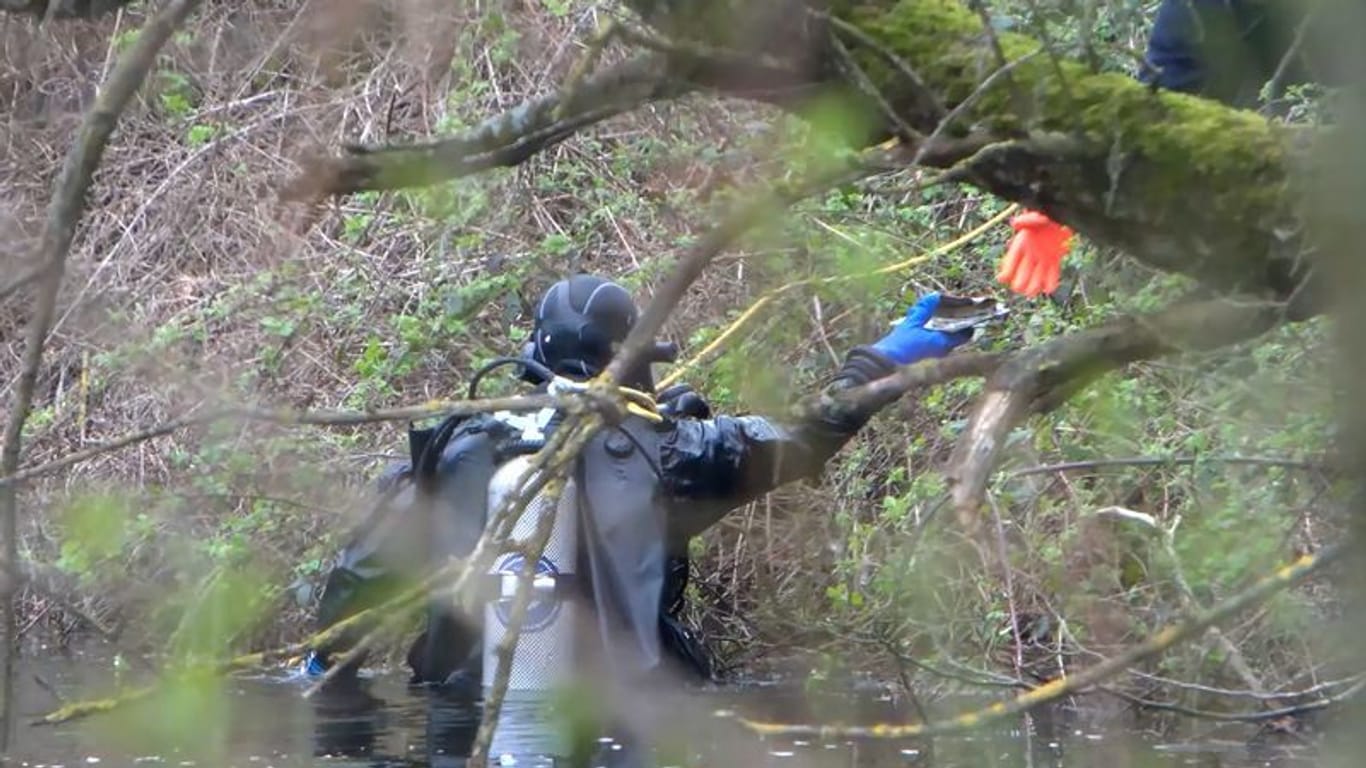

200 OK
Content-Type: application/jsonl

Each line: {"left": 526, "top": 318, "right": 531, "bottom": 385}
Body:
{"left": 461, "top": 356, "right": 584, "bottom": 696}
{"left": 478, "top": 393, "right": 576, "bottom": 765}
{"left": 481, "top": 412, "right": 579, "bottom": 693}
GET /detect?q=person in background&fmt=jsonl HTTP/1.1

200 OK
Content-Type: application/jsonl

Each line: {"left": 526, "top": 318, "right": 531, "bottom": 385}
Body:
{"left": 997, "top": 0, "right": 1326, "bottom": 299}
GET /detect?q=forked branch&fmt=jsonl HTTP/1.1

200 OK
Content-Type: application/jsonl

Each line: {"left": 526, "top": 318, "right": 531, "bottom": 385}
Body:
{"left": 945, "top": 297, "right": 1288, "bottom": 527}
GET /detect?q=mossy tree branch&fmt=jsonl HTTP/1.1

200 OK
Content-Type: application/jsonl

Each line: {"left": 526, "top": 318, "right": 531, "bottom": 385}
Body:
{"left": 284, "top": 0, "right": 1328, "bottom": 305}
{"left": 623, "top": 0, "right": 1323, "bottom": 306}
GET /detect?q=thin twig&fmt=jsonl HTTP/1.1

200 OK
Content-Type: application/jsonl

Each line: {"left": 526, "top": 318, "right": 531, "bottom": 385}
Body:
{"left": 965, "top": 0, "right": 1029, "bottom": 118}
{"left": 282, "top": 55, "right": 688, "bottom": 199}
{"left": 1099, "top": 678, "right": 1366, "bottom": 723}
{"left": 823, "top": 13, "right": 946, "bottom": 121}
{"left": 1018, "top": 0, "right": 1077, "bottom": 112}
{"left": 1159, "top": 516, "right": 1271, "bottom": 703}
{"left": 987, "top": 494, "right": 1025, "bottom": 680}
{"left": 828, "top": 32, "right": 923, "bottom": 141}
{"left": 909, "top": 51, "right": 1041, "bottom": 171}
{"left": 1124, "top": 670, "right": 1364, "bottom": 702}
{"left": 877, "top": 637, "right": 1026, "bottom": 690}
{"left": 0, "top": 395, "right": 560, "bottom": 489}
{"left": 1265, "top": 8, "right": 1318, "bottom": 106}
{"left": 1006, "top": 454, "right": 1330, "bottom": 479}
{"left": 555, "top": 17, "right": 620, "bottom": 120}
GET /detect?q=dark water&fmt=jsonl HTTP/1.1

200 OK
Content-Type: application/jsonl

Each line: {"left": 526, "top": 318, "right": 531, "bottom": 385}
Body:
{"left": 2, "top": 645, "right": 1321, "bottom": 768}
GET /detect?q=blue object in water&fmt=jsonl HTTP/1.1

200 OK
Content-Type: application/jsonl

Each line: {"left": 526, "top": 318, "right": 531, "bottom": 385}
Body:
{"left": 301, "top": 651, "right": 326, "bottom": 678}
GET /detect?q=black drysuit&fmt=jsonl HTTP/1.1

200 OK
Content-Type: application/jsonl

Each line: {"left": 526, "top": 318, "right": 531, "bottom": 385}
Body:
{"left": 309, "top": 346, "right": 901, "bottom": 686}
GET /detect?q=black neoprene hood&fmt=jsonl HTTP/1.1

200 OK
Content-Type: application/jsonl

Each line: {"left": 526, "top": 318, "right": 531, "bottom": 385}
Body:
{"left": 532, "top": 273, "right": 639, "bottom": 379}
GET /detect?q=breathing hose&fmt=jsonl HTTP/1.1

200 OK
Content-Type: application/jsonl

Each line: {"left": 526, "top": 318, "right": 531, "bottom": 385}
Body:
{"left": 469, "top": 355, "right": 663, "bottom": 423}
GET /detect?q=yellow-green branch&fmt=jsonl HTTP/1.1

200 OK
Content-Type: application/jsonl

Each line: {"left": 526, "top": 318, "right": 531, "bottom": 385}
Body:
{"left": 736, "top": 541, "right": 1346, "bottom": 739}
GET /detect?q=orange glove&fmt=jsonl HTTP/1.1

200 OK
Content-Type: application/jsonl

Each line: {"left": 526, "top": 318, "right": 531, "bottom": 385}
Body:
{"left": 996, "top": 210, "right": 1074, "bottom": 297}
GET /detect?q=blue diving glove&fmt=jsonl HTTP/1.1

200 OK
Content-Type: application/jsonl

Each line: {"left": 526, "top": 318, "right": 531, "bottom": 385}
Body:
{"left": 870, "top": 293, "right": 974, "bottom": 365}
{"left": 300, "top": 650, "right": 327, "bottom": 678}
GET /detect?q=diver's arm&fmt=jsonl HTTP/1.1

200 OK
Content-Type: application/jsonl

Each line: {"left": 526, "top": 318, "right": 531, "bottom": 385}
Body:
{"left": 658, "top": 347, "right": 894, "bottom": 519}
{"left": 303, "top": 462, "right": 416, "bottom": 678}
{"left": 660, "top": 294, "right": 971, "bottom": 538}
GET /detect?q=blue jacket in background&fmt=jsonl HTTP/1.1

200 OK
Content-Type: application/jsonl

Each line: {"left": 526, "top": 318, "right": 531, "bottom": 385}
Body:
{"left": 1141, "top": 0, "right": 1319, "bottom": 107}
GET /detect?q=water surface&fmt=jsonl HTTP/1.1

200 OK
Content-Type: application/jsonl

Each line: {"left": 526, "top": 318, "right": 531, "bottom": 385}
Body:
{"left": 3, "top": 645, "right": 1319, "bottom": 768}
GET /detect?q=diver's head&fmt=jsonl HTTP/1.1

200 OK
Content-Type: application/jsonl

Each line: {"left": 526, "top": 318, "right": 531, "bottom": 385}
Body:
{"left": 531, "top": 273, "right": 639, "bottom": 380}
{"left": 521, "top": 273, "right": 677, "bottom": 391}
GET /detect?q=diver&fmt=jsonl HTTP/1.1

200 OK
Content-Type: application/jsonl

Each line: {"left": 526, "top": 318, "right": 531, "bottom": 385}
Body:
{"left": 296, "top": 274, "right": 971, "bottom": 734}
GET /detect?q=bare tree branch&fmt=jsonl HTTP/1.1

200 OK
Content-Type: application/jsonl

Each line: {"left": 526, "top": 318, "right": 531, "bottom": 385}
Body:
{"left": 945, "top": 297, "right": 1288, "bottom": 527}
{"left": 826, "top": 351, "right": 1004, "bottom": 418}
{"left": 908, "top": 51, "right": 1040, "bottom": 171}
{"left": 0, "top": 394, "right": 560, "bottom": 490}
{"left": 0, "top": 0, "right": 204, "bottom": 745}
{"left": 828, "top": 32, "right": 924, "bottom": 142}
{"left": 822, "top": 13, "right": 945, "bottom": 122}
{"left": 1125, "top": 670, "right": 1364, "bottom": 702}
{"left": 280, "top": 55, "right": 688, "bottom": 200}
{"left": 1099, "top": 678, "right": 1366, "bottom": 723}
{"left": 1006, "top": 454, "right": 1331, "bottom": 478}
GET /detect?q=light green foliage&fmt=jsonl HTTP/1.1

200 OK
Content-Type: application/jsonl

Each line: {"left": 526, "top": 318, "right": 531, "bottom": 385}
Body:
{"left": 56, "top": 493, "right": 134, "bottom": 581}
{"left": 184, "top": 121, "right": 219, "bottom": 146}
{"left": 154, "top": 69, "right": 196, "bottom": 118}
{"left": 112, "top": 28, "right": 140, "bottom": 52}
{"left": 91, "top": 673, "right": 234, "bottom": 763}
{"left": 167, "top": 565, "right": 275, "bottom": 662}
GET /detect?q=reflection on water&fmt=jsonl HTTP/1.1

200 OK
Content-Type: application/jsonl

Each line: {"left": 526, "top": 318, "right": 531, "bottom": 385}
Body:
{"left": 2, "top": 644, "right": 1320, "bottom": 768}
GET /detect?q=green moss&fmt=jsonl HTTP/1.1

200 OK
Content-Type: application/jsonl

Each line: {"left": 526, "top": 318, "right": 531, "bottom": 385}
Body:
{"left": 839, "top": 0, "right": 1292, "bottom": 226}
